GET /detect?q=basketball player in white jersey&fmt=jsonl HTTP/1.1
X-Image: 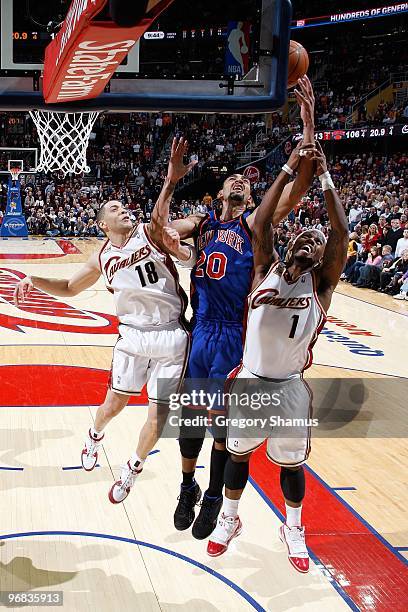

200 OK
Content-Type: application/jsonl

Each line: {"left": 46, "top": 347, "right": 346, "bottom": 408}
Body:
{"left": 207, "top": 142, "right": 348, "bottom": 572}
{"left": 14, "top": 137, "right": 197, "bottom": 504}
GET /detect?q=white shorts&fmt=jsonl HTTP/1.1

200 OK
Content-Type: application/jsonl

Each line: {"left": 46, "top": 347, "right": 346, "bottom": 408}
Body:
{"left": 110, "top": 322, "right": 190, "bottom": 402}
{"left": 226, "top": 363, "right": 312, "bottom": 467}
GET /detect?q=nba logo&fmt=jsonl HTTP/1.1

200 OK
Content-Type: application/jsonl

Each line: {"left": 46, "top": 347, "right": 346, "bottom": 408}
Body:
{"left": 225, "top": 22, "right": 250, "bottom": 77}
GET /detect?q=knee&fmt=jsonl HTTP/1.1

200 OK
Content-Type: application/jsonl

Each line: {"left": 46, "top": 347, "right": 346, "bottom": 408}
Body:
{"left": 179, "top": 437, "right": 204, "bottom": 459}
{"left": 214, "top": 438, "right": 226, "bottom": 451}
{"left": 224, "top": 454, "right": 250, "bottom": 490}
{"left": 231, "top": 452, "right": 251, "bottom": 463}
{"left": 280, "top": 466, "right": 305, "bottom": 503}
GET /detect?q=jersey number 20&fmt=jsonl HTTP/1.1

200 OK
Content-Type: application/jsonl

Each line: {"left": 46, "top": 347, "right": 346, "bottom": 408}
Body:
{"left": 195, "top": 251, "right": 227, "bottom": 280}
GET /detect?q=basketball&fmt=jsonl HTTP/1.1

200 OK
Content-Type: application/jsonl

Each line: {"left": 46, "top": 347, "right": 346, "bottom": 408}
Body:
{"left": 287, "top": 40, "right": 309, "bottom": 88}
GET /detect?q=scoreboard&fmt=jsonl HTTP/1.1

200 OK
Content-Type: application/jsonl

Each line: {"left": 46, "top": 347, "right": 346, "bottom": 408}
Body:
{"left": 295, "top": 124, "right": 408, "bottom": 141}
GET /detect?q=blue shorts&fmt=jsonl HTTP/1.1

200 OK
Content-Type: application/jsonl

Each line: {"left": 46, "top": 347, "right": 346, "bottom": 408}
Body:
{"left": 187, "top": 320, "right": 243, "bottom": 379}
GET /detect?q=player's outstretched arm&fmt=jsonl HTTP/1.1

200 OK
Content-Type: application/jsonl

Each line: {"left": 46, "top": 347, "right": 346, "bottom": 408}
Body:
{"left": 148, "top": 137, "right": 197, "bottom": 249}
{"left": 254, "top": 76, "right": 316, "bottom": 227}
{"left": 170, "top": 213, "right": 206, "bottom": 240}
{"left": 313, "top": 144, "right": 349, "bottom": 311}
{"left": 13, "top": 253, "right": 101, "bottom": 305}
{"left": 251, "top": 141, "right": 314, "bottom": 286}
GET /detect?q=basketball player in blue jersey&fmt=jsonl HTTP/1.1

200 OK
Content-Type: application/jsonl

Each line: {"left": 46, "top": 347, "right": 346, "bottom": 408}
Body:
{"left": 171, "top": 76, "right": 317, "bottom": 539}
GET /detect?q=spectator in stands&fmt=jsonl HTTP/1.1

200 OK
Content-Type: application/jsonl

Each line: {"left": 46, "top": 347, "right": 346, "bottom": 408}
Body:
{"left": 363, "top": 244, "right": 394, "bottom": 290}
{"left": 364, "top": 223, "right": 382, "bottom": 253}
{"left": 383, "top": 218, "right": 404, "bottom": 254}
{"left": 202, "top": 192, "right": 212, "bottom": 207}
{"left": 393, "top": 269, "right": 408, "bottom": 300}
{"left": 395, "top": 228, "right": 408, "bottom": 257}
{"left": 341, "top": 232, "right": 359, "bottom": 279}
{"left": 348, "top": 201, "right": 363, "bottom": 230}
{"left": 353, "top": 246, "right": 382, "bottom": 288}
{"left": 380, "top": 250, "right": 408, "bottom": 294}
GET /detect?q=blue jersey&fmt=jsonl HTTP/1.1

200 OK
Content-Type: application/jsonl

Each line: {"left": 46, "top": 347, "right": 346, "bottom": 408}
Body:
{"left": 191, "top": 210, "right": 253, "bottom": 325}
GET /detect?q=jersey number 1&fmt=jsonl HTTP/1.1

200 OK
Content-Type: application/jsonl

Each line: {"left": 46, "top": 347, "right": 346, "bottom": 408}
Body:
{"left": 289, "top": 314, "right": 299, "bottom": 338}
{"left": 135, "top": 261, "right": 159, "bottom": 286}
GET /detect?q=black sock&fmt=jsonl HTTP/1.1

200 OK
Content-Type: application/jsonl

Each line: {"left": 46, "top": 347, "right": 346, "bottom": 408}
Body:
{"left": 206, "top": 444, "right": 229, "bottom": 498}
{"left": 182, "top": 471, "right": 195, "bottom": 488}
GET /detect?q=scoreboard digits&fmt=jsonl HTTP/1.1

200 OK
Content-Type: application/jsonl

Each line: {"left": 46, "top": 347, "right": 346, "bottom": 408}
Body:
{"left": 295, "top": 124, "right": 408, "bottom": 141}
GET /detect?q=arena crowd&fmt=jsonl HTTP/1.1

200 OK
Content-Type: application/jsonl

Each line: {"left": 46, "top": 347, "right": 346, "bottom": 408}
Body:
{"left": 0, "top": 109, "right": 407, "bottom": 299}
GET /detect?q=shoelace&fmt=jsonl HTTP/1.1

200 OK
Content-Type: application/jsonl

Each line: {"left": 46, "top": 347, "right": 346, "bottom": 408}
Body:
{"left": 217, "top": 514, "right": 237, "bottom": 535}
{"left": 286, "top": 526, "right": 307, "bottom": 555}
{"left": 198, "top": 496, "right": 217, "bottom": 520}
{"left": 177, "top": 487, "right": 197, "bottom": 513}
{"left": 120, "top": 465, "right": 139, "bottom": 491}
{"left": 86, "top": 438, "right": 100, "bottom": 456}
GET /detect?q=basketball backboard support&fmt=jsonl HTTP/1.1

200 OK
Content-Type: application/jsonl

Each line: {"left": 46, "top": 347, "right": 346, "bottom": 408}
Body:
{"left": 0, "top": 0, "right": 292, "bottom": 113}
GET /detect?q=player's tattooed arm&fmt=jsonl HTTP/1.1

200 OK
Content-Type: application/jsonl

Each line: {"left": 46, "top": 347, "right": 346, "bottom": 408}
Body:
{"left": 13, "top": 252, "right": 101, "bottom": 304}
{"left": 313, "top": 144, "right": 348, "bottom": 311}
{"left": 148, "top": 137, "right": 197, "bottom": 250}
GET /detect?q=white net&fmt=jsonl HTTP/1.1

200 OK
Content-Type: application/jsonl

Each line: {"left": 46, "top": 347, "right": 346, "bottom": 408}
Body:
{"left": 29, "top": 110, "right": 100, "bottom": 176}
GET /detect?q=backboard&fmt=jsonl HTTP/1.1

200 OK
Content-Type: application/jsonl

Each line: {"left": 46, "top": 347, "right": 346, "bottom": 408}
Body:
{"left": 0, "top": 148, "right": 38, "bottom": 176}
{"left": 0, "top": 0, "right": 292, "bottom": 113}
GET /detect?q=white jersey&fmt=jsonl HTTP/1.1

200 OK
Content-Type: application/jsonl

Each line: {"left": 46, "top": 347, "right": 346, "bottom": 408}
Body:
{"left": 99, "top": 224, "right": 187, "bottom": 328}
{"left": 243, "top": 262, "right": 326, "bottom": 378}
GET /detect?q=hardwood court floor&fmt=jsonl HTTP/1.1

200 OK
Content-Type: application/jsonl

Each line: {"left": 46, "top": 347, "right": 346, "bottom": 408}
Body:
{"left": 0, "top": 237, "right": 407, "bottom": 611}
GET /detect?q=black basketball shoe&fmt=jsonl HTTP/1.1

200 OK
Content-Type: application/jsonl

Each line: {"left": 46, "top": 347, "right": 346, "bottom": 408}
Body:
{"left": 192, "top": 494, "right": 223, "bottom": 540}
{"left": 174, "top": 482, "right": 202, "bottom": 531}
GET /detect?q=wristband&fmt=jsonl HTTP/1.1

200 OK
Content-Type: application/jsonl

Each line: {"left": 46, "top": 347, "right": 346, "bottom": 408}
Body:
{"left": 177, "top": 245, "right": 197, "bottom": 268}
{"left": 282, "top": 164, "right": 294, "bottom": 176}
{"left": 319, "top": 171, "right": 335, "bottom": 191}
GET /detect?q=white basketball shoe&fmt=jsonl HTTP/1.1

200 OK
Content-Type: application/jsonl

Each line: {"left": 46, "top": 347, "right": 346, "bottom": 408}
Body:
{"left": 108, "top": 461, "right": 143, "bottom": 504}
{"left": 207, "top": 513, "right": 242, "bottom": 557}
{"left": 279, "top": 524, "right": 309, "bottom": 573}
{"left": 81, "top": 429, "right": 104, "bottom": 471}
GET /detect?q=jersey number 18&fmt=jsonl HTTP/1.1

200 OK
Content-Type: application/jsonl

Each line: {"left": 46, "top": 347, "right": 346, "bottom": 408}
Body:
{"left": 135, "top": 261, "right": 159, "bottom": 286}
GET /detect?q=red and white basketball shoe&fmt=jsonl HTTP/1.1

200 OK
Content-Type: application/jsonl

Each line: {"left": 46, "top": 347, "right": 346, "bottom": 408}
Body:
{"left": 81, "top": 429, "right": 104, "bottom": 471}
{"left": 207, "top": 513, "right": 242, "bottom": 557}
{"left": 108, "top": 461, "right": 142, "bottom": 504}
{"left": 279, "top": 524, "right": 309, "bottom": 573}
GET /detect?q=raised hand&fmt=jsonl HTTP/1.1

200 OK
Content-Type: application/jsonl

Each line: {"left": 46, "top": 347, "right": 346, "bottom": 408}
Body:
{"left": 311, "top": 141, "right": 329, "bottom": 176}
{"left": 286, "top": 139, "right": 317, "bottom": 172}
{"left": 294, "top": 75, "right": 315, "bottom": 127}
{"left": 167, "top": 137, "right": 198, "bottom": 183}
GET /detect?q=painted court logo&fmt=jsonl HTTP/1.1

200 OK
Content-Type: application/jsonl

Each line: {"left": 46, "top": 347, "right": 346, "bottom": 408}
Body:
{"left": 0, "top": 267, "right": 118, "bottom": 334}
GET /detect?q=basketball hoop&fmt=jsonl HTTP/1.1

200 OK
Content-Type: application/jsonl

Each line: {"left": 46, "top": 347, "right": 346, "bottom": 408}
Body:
{"left": 9, "top": 167, "right": 20, "bottom": 182}
{"left": 29, "top": 110, "right": 100, "bottom": 176}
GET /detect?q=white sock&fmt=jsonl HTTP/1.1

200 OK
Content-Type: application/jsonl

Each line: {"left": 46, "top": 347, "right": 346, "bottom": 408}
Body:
{"left": 285, "top": 503, "right": 302, "bottom": 528}
{"left": 222, "top": 497, "right": 240, "bottom": 518}
{"left": 129, "top": 453, "right": 145, "bottom": 472}
{"left": 90, "top": 426, "right": 104, "bottom": 440}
